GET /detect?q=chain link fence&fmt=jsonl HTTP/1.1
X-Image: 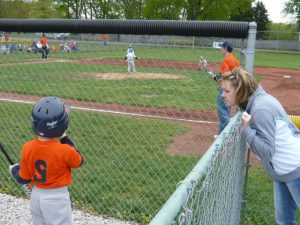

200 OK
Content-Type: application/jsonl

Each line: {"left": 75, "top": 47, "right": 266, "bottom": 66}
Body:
{"left": 0, "top": 32, "right": 221, "bottom": 225}
{"left": 0, "top": 30, "right": 297, "bottom": 225}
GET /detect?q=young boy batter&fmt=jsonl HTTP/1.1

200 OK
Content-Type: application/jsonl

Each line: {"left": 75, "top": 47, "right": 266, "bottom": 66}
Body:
{"left": 10, "top": 96, "right": 83, "bottom": 225}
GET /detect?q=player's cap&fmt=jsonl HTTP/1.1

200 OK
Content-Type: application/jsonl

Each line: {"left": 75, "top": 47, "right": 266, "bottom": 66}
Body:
{"left": 220, "top": 41, "right": 233, "bottom": 53}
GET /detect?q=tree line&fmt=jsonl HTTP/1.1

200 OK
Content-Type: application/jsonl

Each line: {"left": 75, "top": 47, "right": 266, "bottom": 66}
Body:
{"left": 0, "top": 0, "right": 299, "bottom": 33}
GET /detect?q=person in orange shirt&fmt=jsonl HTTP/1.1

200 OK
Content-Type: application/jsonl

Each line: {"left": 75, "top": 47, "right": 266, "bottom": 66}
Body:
{"left": 215, "top": 41, "right": 240, "bottom": 137}
{"left": 102, "top": 34, "right": 109, "bottom": 47}
{"left": 4, "top": 32, "right": 9, "bottom": 42}
{"left": 40, "top": 33, "right": 48, "bottom": 60}
{"left": 9, "top": 96, "right": 83, "bottom": 225}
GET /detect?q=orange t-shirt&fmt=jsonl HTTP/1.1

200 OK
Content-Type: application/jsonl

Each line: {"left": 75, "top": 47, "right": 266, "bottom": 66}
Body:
{"left": 4, "top": 33, "right": 9, "bottom": 42}
{"left": 219, "top": 53, "right": 240, "bottom": 74}
{"left": 19, "top": 138, "right": 83, "bottom": 189}
{"left": 40, "top": 37, "right": 48, "bottom": 47}
{"left": 102, "top": 34, "right": 109, "bottom": 41}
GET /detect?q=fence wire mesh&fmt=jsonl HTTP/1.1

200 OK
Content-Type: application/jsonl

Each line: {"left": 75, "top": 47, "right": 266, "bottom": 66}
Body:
{"left": 0, "top": 32, "right": 222, "bottom": 225}
{"left": 0, "top": 31, "right": 290, "bottom": 225}
{"left": 177, "top": 115, "right": 246, "bottom": 225}
{"left": 152, "top": 112, "right": 246, "bottom": 225}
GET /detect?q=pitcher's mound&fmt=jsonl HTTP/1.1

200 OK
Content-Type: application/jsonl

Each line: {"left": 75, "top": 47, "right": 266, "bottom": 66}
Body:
{"left": 90, "top": 72, "right": 186, "bottom": 80}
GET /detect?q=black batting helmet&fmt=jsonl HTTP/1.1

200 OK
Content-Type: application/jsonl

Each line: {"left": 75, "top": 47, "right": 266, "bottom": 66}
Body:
{"left": 31, "top": 96, "right": 70, "bottom": 138}
{"left": 220, "top": 41, "right": 233, "bottom": 53}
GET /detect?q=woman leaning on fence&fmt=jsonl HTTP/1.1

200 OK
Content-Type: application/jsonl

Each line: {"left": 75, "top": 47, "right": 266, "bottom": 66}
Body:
{"left": 221, "top": 67, "right": 300, "bottom": 225}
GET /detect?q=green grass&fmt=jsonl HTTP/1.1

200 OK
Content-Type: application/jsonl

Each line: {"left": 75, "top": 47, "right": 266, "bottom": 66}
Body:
{"left": 0, "top": 60, "right": 216, "bottom": 110}
{"left": 253, "top": 50, "right": 300, "bottom": 69}
{"left": 244, "top": 165, "right": 300, "bottom": 224}
{"left": 0, "top": 102, "right": 198, "bottom": 224}
{"left": 0, "top": 44, "right": 297, "bottom": 111}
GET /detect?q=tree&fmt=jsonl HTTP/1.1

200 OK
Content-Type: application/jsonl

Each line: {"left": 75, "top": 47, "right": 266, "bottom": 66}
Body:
{"left": 54, "top": 0, "right": 73, "bottom": 18}
{"left": 143, "top": 0, "right": 182, "bottom": 20}
{"left": 251, "top": 1, "right": 270, "bottom": 38}
{"left": 181, "top": 0, "right": 202, "bottom": 20}
{"left": 29, "top": 0, "right": 65, "bottom": 19}
{"left": 230, "top": 0, "right": 253, "bottom": 21}
{"left": 0, "top": 0, "right": 31, "bottom": 18}
{"left": 115, "top": 0, "right": 144, "bottom": 19}
{"left": 181, "top": 0, "right": 253, "bottom": 21}
{"left": 283, "top": 0, "right": 300, "bottom": 29}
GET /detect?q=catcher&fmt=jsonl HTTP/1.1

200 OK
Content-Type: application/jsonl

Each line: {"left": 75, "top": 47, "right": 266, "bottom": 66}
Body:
{"left": 9, "top": 96, "right": 83, "bottom": 225}
{"left": 197, "top": 56, "right": 208, "bottom": 71}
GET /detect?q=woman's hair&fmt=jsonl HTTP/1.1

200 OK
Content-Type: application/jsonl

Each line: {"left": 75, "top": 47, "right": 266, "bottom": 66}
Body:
{"left": 221, "top": 67, "right": 258, "bottom": 110}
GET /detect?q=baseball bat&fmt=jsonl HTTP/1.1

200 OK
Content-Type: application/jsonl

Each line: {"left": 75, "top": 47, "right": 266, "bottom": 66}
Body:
{"left": 198, "top": 56, "right": 221, "bottom": 81}
{"left": 0, "top": 142, "right": 32, "bottom": 196}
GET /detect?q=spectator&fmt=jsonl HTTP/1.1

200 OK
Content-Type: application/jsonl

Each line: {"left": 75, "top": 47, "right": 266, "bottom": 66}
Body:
{"left": 102, "top": 34, "right": 109, "bottom": 47}
{"left": 4, "top": 32, "right": 9, "bottom": 42}
{"left": 10, "top": 43, "right": 17, "bottom": 53}
{"left": 40, "top": 33, "right": 48, "bottom": 60}
{"left": 71, "top": 40, "right": 78, "bottom": 52}
{"left": 221, "top": 67, "right": 300, "bottom": 225}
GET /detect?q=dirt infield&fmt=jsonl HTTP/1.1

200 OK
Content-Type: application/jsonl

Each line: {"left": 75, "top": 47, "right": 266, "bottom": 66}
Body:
{"left": 1, "top": 57, "right": 300, "bottom": 157}
{"left": 169, "top": 66, "right": 300, "bottom": 156}
{"left": 71, "top": 72, "right": 186, "bottom": 80}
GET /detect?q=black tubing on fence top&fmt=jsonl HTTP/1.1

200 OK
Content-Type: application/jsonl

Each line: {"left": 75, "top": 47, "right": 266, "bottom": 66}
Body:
{"left": 0, "top": 19, "right": 250, "bottom": 38}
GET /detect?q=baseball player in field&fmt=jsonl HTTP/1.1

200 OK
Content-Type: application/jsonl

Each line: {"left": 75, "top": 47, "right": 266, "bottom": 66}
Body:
{"left": 125, "top": 48, "right": 139, "bottom": 75}
{"left": 9, "top": 96, "right": 83, "bottom": 225}
{"left": 127, "top": 44, "right": 134, "bottom": 54}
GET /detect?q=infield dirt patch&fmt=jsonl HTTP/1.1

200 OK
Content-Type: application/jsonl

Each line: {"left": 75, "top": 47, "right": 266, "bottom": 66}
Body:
{"left": 73, "top": 72, "right": 187, "bottom": 80}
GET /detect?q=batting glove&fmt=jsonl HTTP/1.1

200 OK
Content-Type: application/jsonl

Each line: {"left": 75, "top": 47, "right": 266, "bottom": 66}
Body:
{"left": 59, "top": 132, "right": 67, "bottom": 140}
{"left": 9, "top": 164, "right": 19, "bottom": 174}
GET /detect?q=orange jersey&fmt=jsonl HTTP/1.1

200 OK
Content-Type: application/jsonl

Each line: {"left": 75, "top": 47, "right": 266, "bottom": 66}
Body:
{"left": 102, "top": 34, "right": 109, "bottom": 41}
{"left": 219, "top": 53, "right": 240, "bottom": 74}
{"left": 40, "top": 37, "right": 48, "bottom": 47}
{"left": 19, "top": 137, "right": 83, "bottom": 189}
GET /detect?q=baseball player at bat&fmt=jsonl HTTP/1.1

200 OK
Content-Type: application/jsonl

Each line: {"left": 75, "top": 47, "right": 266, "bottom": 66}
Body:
{"left": 9, "top": 96, "right": 83, "bottom": 225}
{"left": 124, "top": 47, "right": 139, "bottom": 75}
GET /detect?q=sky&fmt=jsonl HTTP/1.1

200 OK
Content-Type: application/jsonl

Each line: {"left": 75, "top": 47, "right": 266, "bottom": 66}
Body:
{"left": 259, "top": 0, "right": 295, "bottom": 23}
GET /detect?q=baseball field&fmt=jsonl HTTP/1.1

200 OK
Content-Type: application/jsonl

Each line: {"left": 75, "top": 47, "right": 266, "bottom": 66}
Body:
{"left": 0, "top": 39, "right": 299, "bottom": 224}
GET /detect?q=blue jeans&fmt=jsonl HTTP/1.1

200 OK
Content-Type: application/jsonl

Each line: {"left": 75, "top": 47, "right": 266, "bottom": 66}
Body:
{"left": 217, "top": 88, "right": 231, "bottom": 134}
{"left": 274, "top": 177, "right": 300, "bottom": 225}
